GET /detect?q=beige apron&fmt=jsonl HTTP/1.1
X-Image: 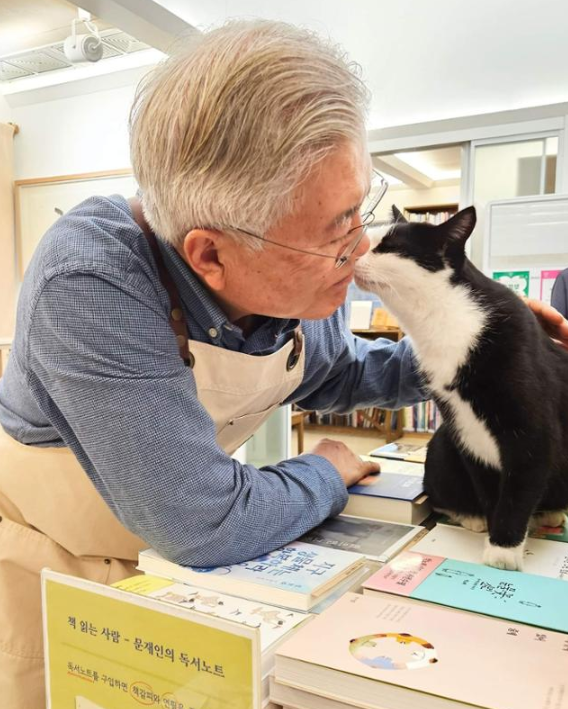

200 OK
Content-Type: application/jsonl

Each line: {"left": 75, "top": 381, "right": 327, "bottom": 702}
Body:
{"left": 0, "top": 230, "right": 305, "bottom": 709}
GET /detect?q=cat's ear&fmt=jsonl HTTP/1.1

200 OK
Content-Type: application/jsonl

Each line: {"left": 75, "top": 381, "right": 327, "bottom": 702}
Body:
{"left": 440, "top": 206, "right": 476, "bottom": 244}
{"left": 391, "top": 205, "right": 407, "bottom": 223}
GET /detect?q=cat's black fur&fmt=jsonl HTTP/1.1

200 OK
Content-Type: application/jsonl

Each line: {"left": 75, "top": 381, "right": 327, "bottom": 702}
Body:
{"left": 365, "top": 206, "right": 568, "bottom": 566}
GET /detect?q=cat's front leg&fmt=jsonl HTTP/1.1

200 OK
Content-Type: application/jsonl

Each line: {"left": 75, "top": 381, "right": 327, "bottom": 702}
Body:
{"left": 483, "top": 470, "right": 542, "bottom": 571}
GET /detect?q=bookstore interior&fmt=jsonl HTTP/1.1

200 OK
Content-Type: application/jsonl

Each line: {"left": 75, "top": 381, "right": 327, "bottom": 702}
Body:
{"left": 1, "top": 2, "right": 568, "bottom": 709}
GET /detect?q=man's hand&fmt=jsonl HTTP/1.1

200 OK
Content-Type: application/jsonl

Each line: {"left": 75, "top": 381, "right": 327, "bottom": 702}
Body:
{"left": 526, "top": 298, "right": 568, "bottom": 351}
{"left": 308, "top": 438, "right": 381, "bottom": 488}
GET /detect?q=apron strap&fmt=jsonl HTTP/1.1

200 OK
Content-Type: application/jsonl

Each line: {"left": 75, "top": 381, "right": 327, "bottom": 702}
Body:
{"left": 287, "top": 326, "right": 304, "bottom": 371}
{"left": 144, "top": 231, "right": 195, "bottom": 368}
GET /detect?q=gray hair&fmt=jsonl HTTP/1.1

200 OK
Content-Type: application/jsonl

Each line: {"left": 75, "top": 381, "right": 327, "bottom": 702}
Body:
{"left": 130, "top": 20, "right": 370, "bottom": 248}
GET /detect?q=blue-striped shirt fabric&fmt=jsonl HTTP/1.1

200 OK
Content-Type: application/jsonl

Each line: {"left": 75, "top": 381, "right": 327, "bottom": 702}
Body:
{"left": 0, "top": 195, "right": 427, "bottom": 566}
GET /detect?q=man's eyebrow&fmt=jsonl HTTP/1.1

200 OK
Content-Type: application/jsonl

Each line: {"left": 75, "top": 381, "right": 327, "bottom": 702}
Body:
{"left": 326, "top": 205, "right": 360, "bottom": 232}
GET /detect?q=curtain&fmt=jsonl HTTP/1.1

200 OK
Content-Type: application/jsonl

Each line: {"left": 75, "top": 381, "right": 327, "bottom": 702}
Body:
{"left": 0, "top": 122, "right": 16, "bottom": 339}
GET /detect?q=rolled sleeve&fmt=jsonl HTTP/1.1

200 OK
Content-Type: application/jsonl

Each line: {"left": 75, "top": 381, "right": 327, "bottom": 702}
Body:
{"left": 290, "top": 306, "right": 429, "bottom": 413}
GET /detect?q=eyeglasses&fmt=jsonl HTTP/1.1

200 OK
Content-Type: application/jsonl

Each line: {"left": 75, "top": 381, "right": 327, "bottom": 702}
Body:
{"left": 223, "top": 169, "right": 388, "bottom": 269}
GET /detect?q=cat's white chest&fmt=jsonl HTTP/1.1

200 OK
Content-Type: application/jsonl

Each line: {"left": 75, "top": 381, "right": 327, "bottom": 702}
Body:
{"left": 380, "top": 262, "right": 502, "bottom": 470}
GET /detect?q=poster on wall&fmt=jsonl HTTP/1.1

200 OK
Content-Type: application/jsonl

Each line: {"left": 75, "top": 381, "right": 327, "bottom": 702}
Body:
{"left": 492, "top": 270, "right": 530, "bottom": 298}
{"left": 42, "top": 570, "right": 260, "bottom": 709}
{"left": 540, "top": 270, "right": 562, "bottom": 305}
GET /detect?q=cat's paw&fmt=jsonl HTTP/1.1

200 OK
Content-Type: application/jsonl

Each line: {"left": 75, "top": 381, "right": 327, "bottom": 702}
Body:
{"left": 458, "top": 515, "right": 488, "bottom": 533}
{"left": 531, "top": 510, "right": 566, "bottom": 528}
{"left": 483, "top": 539, "right": 524, "bottom": 571}
{"left": 435, "top": 508, "right": 488, "bottom": 533}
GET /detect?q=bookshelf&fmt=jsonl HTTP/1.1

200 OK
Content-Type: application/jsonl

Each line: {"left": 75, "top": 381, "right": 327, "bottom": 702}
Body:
{"left": 304, "top": 326, "right": 404, "bottom": 443}
{"left": 404, "top": 203, "right": 458, "bottom": 224}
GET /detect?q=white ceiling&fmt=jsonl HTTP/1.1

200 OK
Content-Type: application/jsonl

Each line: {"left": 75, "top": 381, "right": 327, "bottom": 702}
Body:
{"left": 2, "top": 0, "right": 565, "bottom": 188}
{"left": 152, "top": 0, "right": 568, "bottom": 129}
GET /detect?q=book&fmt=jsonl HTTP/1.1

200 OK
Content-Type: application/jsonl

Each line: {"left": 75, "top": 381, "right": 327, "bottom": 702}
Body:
{"left": 362, "top": 550, "right": 568, "bottom": 632}
{"left": 360, "top": 455, "right": 425, "bottom": 476}
{"left": 137, "top": 541, "right": 366, "bottom": 612}
{"left": 308, "top": 564, "right": 377, "bottom": 615}
{"left": 113, "top": 574, "right": 310, "bottom": 701}
{"left": 269, "top": 676, "right": 356, "bottom": 709}
{"left": 274, "top": 591, "right": 568, "bottom": 709}
{"left": 530, "top": 515, "right": 568, "bottom": 542}
{"left": 344, "top": 472, "right": 431, "bottom": 525}
{"left": 368, "top": 441, "right": 429, "bottom": 463}
{"left": 437, "top": 513, "right": 568, "bottom": 542}
{"left": 411, "top": 524, "right": 568, "bottom": 579}
{"left": 300, "top": 514, "right": 424, "bottom": 562}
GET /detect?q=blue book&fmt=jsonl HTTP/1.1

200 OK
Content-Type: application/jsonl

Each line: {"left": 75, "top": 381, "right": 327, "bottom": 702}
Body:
{"left": 344, "top": 473, "right": 431, "bottom": 524}
{"left": 138, "top": 541, "right": 366, "bottom": 611}
{"left": 363, "top": 550, "right": 568, "bottom": 633}
{"left": 349, "top": 472, "right": 424, "bottom": 500}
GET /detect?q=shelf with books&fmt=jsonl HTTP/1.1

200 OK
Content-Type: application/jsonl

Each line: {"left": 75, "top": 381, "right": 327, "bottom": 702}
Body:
{"left": 402, "top": 399, "right": 440, "bottom": 436}
{"left": 404, "top": 203, "right": 458, "bottom": 224}
{"left": 304, "top": 407, "right": 403, "bottom": 443}
{"left": 303, "top": 324, "right": 404, "bottom": 443}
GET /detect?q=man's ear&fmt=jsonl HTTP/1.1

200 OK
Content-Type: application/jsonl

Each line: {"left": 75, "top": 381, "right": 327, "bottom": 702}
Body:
{"left": 391, "top": 205, "right": 407, "bottom": 223}
{"left": 180, "top": 229, "right": 227, "bottom": 291}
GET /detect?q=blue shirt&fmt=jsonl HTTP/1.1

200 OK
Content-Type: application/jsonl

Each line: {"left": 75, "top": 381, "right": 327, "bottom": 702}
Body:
{"left": 0, "top": 195, "right": 426, "bottom": 566}
{"left": 551, "top": 268, "right": 568, "bottom": 319}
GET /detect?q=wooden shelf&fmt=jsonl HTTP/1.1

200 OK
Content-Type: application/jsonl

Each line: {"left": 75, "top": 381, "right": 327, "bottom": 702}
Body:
{"left": 404, "top": 203, "right": 458, "bottom": 214}
{"left": 304, "top": 424, "right": 383, "bottom": 437}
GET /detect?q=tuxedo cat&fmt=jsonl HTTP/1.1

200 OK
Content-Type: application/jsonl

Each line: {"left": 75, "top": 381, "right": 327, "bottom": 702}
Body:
{"left": 355, "top": 206, "right": 568, "bottom": 570}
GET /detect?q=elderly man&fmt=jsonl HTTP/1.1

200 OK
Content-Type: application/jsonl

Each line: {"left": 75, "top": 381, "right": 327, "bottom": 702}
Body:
{"left": 1, "top": 20, "right": 567, "bottom": 708}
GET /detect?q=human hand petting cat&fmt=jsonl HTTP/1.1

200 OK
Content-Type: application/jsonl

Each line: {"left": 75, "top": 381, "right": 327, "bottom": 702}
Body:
{"left": 308, "top": 438, "right": 381, "bottom": 488}
{"left": 525, "top": 298, "right": 568, "bottom": 351}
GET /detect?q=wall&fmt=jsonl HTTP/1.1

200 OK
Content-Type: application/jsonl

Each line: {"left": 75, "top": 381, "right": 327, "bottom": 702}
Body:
{"left": 0, "top": 93, "right": 12, "bottom": 124}
{"left": 12, "top": 83, "right": 137, "bottom": 180}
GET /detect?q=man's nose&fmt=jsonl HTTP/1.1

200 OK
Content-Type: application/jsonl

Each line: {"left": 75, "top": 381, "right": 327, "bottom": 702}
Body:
{"left": 354, "top": 232, "right": 371, "bottom": 259}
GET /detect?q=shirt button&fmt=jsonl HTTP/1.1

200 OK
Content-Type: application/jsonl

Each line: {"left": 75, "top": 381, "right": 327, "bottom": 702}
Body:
{"left": 171, "top": 308, "right": 183, "bottom": 321}
{"left": 176, "top": 335, "right": 187, "bottom": 348}
{"left": 208, "top": 327, "right": 218, "bottom": 339}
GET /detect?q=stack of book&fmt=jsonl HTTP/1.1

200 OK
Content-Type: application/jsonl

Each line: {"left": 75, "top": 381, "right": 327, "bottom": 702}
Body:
{"left": 344, "top": 456, "right": 431, "bottom": 525}
{"left": 107, "top": 444, "right": 568, "bottom": 709}
{"left": 137, "top": 541, "right": 368, "bottom": 612}
{"left": 125, "top": 516, "right": 430, "bottom": 708}
{"left": 271, "top": 591, "right": 568, "bottom": 709}
{"left": 269, "top": 515, "right": 568, "bottom": 709}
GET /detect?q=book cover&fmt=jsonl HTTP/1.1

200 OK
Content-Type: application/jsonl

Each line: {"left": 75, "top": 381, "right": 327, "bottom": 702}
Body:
{"left": 368, "top": 441, "right": 428, "bottom": 463}
{"left": 360, "top": 455, "right": 425, "bottom": 477}
{"left": 113, "top": 575, "right": 308, "bottom": 652}
{"left": 138, "top": 542, "right": 365, "bottom": 610}
{"left": 300, "top": 514, "right": 423, "bottom": 562}
{"left": 363, "top": 550, "right": 568, "bottom": 632}
{"left": 275, "top": 592, "right": 568, "bottom": 709}
{"left": 531, "top": 516, "right": 568, "bottom": 542}
{"left": 411, "top": 524, "right": 568, "bottom": 580}
{"left": 348, "top": 472, "right": 424, "bottom": 501}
